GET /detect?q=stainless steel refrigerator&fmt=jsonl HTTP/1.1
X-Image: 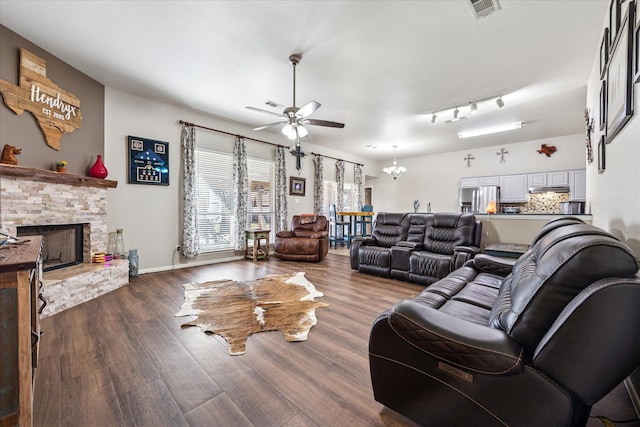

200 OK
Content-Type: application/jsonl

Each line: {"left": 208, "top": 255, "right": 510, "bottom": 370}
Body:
{"left": 459, "top": 186, "right": 500, "bottom": 214}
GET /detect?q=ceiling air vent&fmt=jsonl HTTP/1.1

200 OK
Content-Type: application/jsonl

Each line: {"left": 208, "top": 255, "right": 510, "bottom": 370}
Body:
{"left": 469, "top": 0, "right": 500, "bottom": 19}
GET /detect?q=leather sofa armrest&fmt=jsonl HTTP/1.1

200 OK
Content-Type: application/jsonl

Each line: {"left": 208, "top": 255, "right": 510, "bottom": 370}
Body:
{"left": 395, "top": 241, "right": 424, "bottom": 250}
{"left": 450, "top": 245, "right": 481, "bottom": 270}
{"left": 276, "top": 230, "right": 296, "bottom": 238}
{"left": 360, "top": 237, "right": 378, "bottom": 246}
{"left": 389, "top": 300, "right": 524, "bottom": 375}
{"left": 472, "top": 254, "right": 516, "bottom": 276}
{"left": 294, "top": 229, "right": 327, "bottom": 239}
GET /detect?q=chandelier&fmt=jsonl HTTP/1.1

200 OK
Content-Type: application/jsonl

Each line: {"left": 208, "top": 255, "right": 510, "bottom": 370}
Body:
{"left": 383, "top": 145, "right": 407, "bottom": 180}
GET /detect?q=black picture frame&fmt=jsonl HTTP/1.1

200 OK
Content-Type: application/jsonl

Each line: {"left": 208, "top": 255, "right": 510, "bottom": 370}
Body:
{"left": 598, "top": 136, "right": 606, "bottom": 174}
{"left": 606, "top": 5, "right": 635, "bottom": 143}
{"left": 635, "top": 21, "right": 640, "bottom": 83}
{"left": 610, "top": 0, "right": 621, "bottom": 45}
{"left": 601, "top": 27, "right": 610, "bottom": 79}
{"left": 600, "top": 79, "right": 607, "bottom": 132}
{"left": 289, "top": 176, "right": 305, "bottom": 196}
{"left": 127, "top": 135, "right": 170, "bottom": 185}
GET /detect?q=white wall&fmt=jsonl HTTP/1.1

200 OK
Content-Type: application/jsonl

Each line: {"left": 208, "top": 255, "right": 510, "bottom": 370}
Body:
{"left": 104, "top": 88, "right": 378, "bottom": 273}
{"left": 585, "top": 4, "right": 640, "bottom": 256}
{"left": 368, "top": 133, "right": 586, "bottom": 214}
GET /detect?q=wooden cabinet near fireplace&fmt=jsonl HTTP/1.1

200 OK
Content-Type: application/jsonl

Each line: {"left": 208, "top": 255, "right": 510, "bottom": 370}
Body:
{"left": 0, "top": 236, "right": 43, "bottom": 427}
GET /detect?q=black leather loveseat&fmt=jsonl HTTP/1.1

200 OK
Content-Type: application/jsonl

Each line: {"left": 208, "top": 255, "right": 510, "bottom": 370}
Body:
{"left": 369, "top": 217, "right": 640, "bottom": 426}
{"left": 350, "top": 212, "right": 482, "bottom": 286}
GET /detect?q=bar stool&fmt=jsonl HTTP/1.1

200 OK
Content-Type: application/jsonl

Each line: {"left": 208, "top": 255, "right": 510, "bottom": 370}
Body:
{"left": 329, "top": 204, "right": 351, "bottom": 249}
{"left": 355, "top": 205, "right": 373, "bottom": 237}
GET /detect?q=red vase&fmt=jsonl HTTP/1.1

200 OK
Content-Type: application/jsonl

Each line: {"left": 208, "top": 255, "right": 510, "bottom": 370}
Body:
{"left": 88, "top": 155, "right": 108, "bottom": 179}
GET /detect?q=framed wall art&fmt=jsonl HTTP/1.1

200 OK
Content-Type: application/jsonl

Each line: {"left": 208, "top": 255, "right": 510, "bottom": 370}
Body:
{"left": 600, "top": 27, "right": 610, "bottom": 79}
{"left": 610, "top": 0, "right": 621, "bottom": 44}
{"left": 127, "top": 135, "right": 170, "bottom": 185}
{"left": 599, "top": 79, "right": 607, "bottom": 131}
{"left": 289, "top": 176, "right": 306, "bottom": 196}
{"left": 598, "top": 135, "right": 606, "bottom": 174}
{"left": 606, "top": 5, "right": 635, "bottom": 143}
{"left": 635, "top": 20, "right": 640, "bottom": 83}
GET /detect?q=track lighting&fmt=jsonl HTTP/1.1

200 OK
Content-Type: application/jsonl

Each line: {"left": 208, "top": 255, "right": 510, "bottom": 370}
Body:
{"left": 428, "top": 93, "right": 508, "bottom": 123}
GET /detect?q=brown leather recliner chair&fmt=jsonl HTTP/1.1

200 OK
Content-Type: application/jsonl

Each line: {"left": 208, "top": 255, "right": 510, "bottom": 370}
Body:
{"left": 369, "top": 217, "right": 640, "bottom": 426}
{"left": 274, "top": 215, "right": 329, "bottom": 262}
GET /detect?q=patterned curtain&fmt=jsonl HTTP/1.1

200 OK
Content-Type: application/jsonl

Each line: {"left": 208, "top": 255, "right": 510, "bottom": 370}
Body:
{"left": 313, "top": 154, "right": 324, "bottom": 215}
{"left": 181, "top": 125, "right": 200, "bottom": 257}
{"left": 354, "top": 164, "right": 363, "bottom": 211}
{"left": 233, "top": 137, "right": 248, "bottom": 251}
{"left": 275, "top": 146, "right": 288, "bottom": 231}
{"left": 336, "top": 160, "right": 345, "bottom": 211}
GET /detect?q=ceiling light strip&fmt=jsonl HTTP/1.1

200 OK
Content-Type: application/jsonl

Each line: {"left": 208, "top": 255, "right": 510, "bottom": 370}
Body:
{"left": 457, "top": 122, "right": 524, "bottom": 139}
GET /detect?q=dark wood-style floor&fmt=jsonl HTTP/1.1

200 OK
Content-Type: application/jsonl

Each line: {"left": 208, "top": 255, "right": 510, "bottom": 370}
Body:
{"left": 33, "top": 252, "right": 638, "bottom": 427}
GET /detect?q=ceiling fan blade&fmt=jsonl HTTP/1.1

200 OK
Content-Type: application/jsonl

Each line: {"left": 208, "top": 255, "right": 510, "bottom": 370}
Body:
{"left": 246, "top": 106, "right": 284, "bottom": 118}
{"left": 303, "top": 119, "right": 345, "bottom": 128}
{"left": 296, "top": 101, "right": 321, "bottom": 118}
{"left": 253, "top": 121, "right": 285, "bottom": 131}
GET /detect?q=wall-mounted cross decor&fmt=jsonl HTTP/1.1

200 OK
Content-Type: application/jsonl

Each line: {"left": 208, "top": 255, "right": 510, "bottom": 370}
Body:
{"left": 497, "top": 148, "right": 509, "bottom": 163}
{"left": 290, "top": 144, "right": 306, "bottom": 171}
{"left": 464, "top": 154, "right": 475, "bottom": 168}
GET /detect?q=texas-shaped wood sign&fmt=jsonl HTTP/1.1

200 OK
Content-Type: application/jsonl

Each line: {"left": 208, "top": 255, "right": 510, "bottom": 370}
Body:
{"left": 0, "top": 48, "right": 82, "bottom": 150}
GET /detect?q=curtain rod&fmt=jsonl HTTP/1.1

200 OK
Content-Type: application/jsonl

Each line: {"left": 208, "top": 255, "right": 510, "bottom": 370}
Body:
{"left": 179, "top": 120, "right": 285, "bottom": 148}
{"left": 179, "top": 120, "right": 363, "bottom": 167}
{"left": 311, "top": 152, "right": 363, "bottom": 167}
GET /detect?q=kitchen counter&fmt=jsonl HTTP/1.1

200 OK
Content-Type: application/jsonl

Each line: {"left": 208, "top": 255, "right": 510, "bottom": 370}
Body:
{"left": 477, "top": 214, "right": 592, "bottom": 219}
{"left": 475, "top": 214, "right": 592, "bottom": 248}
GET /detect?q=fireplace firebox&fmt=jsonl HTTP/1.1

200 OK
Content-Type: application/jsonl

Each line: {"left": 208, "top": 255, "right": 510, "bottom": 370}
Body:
{"left": 17, "top": 224, "right": 84, "bottom": 272}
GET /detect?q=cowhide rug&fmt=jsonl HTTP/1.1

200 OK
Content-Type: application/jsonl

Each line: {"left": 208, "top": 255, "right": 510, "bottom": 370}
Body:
{"left": 175, "top": 272, "right": 328, "bottom": 355}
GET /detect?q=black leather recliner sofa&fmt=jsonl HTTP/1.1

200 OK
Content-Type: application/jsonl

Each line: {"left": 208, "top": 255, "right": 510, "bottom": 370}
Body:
{"left": 369, "top": 217, "right": 640, "bottom": 426}
{"left": 350, "top": 212, "right": 482, "bottom": 285}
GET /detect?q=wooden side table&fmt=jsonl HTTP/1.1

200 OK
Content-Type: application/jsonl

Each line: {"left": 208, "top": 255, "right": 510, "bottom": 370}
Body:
{"left": 245, "top": 229, "right": 270, "bottom": 261}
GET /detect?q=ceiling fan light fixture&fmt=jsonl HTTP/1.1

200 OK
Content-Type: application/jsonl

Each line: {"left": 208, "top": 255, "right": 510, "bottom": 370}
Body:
{"left": 297, "top": 125, "right": 308, "bottom": 138}
{"left": 282, "top": 124, "right": 295, "bottom": 139}
{"left": 458, "top": 121, "right": 524, "bottom": 139}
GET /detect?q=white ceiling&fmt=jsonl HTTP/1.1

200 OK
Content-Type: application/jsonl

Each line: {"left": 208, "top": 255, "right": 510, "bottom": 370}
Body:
{"left": 0, "top": 0, "right": 607, "bottom": 162}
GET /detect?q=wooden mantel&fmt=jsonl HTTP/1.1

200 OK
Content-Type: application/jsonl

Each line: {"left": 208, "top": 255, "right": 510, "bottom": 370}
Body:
{"left": 0, "top": 163, "right": 117, "bottom": 188}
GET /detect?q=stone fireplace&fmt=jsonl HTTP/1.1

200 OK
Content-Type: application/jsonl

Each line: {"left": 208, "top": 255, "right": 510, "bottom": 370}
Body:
{"left": 0, "top": 164, "right": 128, "bottom": 317}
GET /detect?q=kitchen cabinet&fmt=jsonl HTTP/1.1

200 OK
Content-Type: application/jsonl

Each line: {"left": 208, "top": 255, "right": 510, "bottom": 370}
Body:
{"left": 460, "top": 176, "right": 499, "bottom": 188}
{"left": 527, "top": 171, "right": 569, "bottom": 188}
{"left": 0, "top": 236, "right": 43, "bottom": 427}
{"left": 548, "top": 171, "right": 569, "bottom": 186}
{"left": 569, "top": 170, "right": 586, "bottom": 201}
{"left": 460, "top": 177, "right": 479, "bottom": 188}
{"left": 500, "top": 174, "right": 528, "bottom": 202}
{"left": 528, "top": 173, "right": 547, "bottom": 188}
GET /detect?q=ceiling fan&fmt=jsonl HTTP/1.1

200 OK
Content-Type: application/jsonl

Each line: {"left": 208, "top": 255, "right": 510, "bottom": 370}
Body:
{"left": 246, "top": 53, "right": 345, "bottom": 144}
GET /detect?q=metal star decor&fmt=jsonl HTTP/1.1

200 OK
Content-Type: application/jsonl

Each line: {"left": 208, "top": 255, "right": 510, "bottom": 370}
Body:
{"left": 464, "top": 154, "right": 475, "bottom": 168}
{"left": 497, "top": 148, "right": 508, "bottom": 163}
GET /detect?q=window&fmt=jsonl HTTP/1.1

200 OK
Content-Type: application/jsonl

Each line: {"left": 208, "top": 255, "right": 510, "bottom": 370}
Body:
{"left": 195, "top": 148, "right": 274, "bottom": 253}
{"left": 322, "top": 180, "right": 356, "bottom": 214}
